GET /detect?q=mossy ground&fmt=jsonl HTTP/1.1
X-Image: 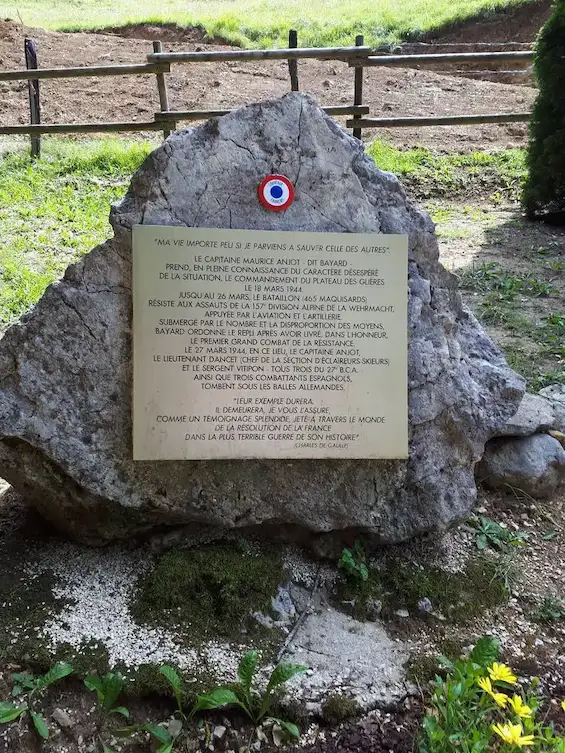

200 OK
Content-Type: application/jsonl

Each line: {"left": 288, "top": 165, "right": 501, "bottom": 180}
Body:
{"left": 0, "top": 526, "right": 68, "bottom": 671}
{"left": 405, "top": 638, "right": 466, "bottom": 685}
{"left": 131, "top": 539, "right": 284, "bottom": 642}
{"left": 0, "top": 511, "right": 288, "bottom": 699}
{"left": 321, "top": 694, "right": 361, "bottom": 726}
{"left": 334, "top": 554, "right": 509, "bottom": 623}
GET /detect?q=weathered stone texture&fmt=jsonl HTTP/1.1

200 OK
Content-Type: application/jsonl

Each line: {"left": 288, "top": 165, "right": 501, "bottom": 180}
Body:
{"left": 496, "top": 393, "right": 556, "bottom": 437}
{"left": 477, "top": 434, "right": 565, "bottom": 498}
{"left": 0, "top": 94, "right": 524, "bottom": 545}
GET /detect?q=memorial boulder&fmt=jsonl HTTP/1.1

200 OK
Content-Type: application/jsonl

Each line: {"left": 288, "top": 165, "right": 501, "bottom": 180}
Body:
{"left": 0, "top": 93, "right": 524, "bottom": 546}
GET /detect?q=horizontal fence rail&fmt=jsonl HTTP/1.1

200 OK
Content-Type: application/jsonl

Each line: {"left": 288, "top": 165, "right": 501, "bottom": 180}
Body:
{"left": 346, "top": 112, "right": 531, "bottom": 128}
{"left": 147, "top": 46, "right": 372, "bottom": 63}
{"left": 154, "top": 105, "right": 370, "bottom": 122}
{"left": 0, "top": 37, "right": 536, "bottom": 151}
{"left": 351, "top": 50, "right": 534, "bottom": 67}
{"left": 0, "top": 62, "right": 170, "bottom": 82}
{"left": 0, "top": 121, "right": 164, "bottom": 135}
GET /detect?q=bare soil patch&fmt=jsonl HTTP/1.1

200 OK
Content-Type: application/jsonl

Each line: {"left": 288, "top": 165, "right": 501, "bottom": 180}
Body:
{"left": 397, "top": 0, "right": 548, "bottom": 86}
{"left": 90, "top": 22, "right": 228, "bottom": 46}
{"left": 425, "top": 0, "right": 551, "bottom": 45}
{"left": 0, "top": 19, "right": 536, "bottom": 151}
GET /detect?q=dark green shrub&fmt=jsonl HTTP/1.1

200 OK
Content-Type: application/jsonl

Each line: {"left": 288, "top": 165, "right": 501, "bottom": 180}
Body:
{"left": 523, "top": 0, "right": 565, "bottom": 219}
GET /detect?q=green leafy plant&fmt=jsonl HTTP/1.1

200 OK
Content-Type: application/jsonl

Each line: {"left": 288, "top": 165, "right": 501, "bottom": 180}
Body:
{"left": 459, "top": 262, "right": 557, "bottom": 300}
{"left": 470, "top": 515, "right": 527, "bottom": 551}
{"left": 339, "top": 541, "right": 369, "bottom": 583}
{"left": 533, "top": 593, "right": 565, "bottom": 622}
{"left": 523, "top": 0, "right": 565, "bottom": 219}
{"left": 420, "top": 636, "right": 565, "bottom": 753}
{"left": 84, "top": 671, "right": 130, "bottom": 720}
{"left": 195, "top": 650, "right": 307, "bottom": 743}
{"left": 115, "top": 666, "right": 186, "bottom": 752}
{"left": 117, "top": 721, "right": 181, "bottom": 753}
{"left": 160, "top": 665, "right": 185, "bottom": 718}
{"left": 0, "top": 662, "right": 73, "bottom": 739}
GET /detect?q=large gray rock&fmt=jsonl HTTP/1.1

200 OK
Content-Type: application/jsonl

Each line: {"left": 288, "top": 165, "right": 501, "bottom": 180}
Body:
{"left": 0, "top": 94, "right": 524, "bottom": 545}
{"left": 477, "top": 434, "right": 565, "bottom": 498}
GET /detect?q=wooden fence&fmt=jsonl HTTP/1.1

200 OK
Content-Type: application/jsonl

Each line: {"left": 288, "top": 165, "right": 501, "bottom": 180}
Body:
{"left": 0, "top": 32, "right": 536, "bottom": 156}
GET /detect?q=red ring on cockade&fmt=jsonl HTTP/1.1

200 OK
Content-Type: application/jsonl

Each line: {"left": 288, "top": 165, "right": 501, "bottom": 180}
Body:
{"left": 258, "top": 175, "right": 295, "bottom": 212}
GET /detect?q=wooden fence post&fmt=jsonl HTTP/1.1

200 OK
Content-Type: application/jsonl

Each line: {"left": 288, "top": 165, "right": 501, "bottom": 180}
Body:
{"left": 288, "top": 30, "right": 299, "bottom": 91}
{"left": 24, "top": 38, "right": 40, "bottom": 158}
{"left": 153, "top": 40, "right": 174, "bottom": 138}
{"left": 353, "top": 34, "right": 364, "bottom": 140}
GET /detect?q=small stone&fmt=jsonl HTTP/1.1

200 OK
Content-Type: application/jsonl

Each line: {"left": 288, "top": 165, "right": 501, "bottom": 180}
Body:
{"left": 365, "top": 599, "right": 383, "bottom": 621}
{"left": 52, "top": 708, "right": 73, "bottom": 729}
{"left": 168, "top": 719, "right": 183, "bottom": 738}
{"left": 272, "top": 724, "right": 284, "bottom": 747}
{"left": 539, "top": 384, "right": 565, "bottom": 404}
{"left": 418, "top": 597, "right": 433, "bottom": 613}
{"left": 213, "top": 725, "right": 226, "bottom": 740}
{"left": 394, "top": 609, "right": 410, "bottom": 618}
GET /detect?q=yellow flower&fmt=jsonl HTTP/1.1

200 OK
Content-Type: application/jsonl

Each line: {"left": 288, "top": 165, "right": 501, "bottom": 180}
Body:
{"left": 561, "top": 700, "right": 565, "bottom": 713}
{"left": 509, "top": 695, "right": 532, "bottom": 718}
{"left": 493, "top": 692, "right": 510, "bottom": 708}
{"left": 477, "top": 676, "right": 508, "bottom": 707}
{"left": 488, "top": 662, "right": 517, "bottom": 686}
{"left": 478, "top": 676, "right": 493, "bottom": 694}
{"left": 492, "top": 722, "right": 535, "bottom": 747}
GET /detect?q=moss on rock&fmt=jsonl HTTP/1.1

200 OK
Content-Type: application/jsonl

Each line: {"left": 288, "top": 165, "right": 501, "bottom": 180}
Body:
{"left": 131, "top": 539, "right": 284, "bottom": 641}
{"left": 321, "top": 694, "right": 361, "bottom": 725}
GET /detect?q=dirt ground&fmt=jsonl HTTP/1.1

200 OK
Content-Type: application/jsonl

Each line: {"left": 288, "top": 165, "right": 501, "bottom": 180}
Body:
{"left": 0, "top": 481, "right": 565, "bottom": 753}
{"left": 0, "top": 13, "right": 541, "bottom": 152}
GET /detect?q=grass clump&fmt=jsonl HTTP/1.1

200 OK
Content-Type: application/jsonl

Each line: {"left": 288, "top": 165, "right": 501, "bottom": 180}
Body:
{"left": 0, "top": 139, "right": 152, "bottom": 331}
{"left": 459, "top": 261, "right": 558, "bottom": 300}
{"left": 368, "top": 142, "right": 525, "bottom": 200}
{"left": 131, "top": 540, "right": 284, "bottom": 641}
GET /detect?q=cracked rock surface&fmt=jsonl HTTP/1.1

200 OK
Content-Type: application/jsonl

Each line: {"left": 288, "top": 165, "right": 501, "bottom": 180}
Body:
{"left": 0, "top": 93, "right": 524, "bottom": 545}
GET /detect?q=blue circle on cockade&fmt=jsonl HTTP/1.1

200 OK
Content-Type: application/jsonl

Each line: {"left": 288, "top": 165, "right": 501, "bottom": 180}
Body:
{"left": 270, "top": 185, "right": 284, "bottom": 199}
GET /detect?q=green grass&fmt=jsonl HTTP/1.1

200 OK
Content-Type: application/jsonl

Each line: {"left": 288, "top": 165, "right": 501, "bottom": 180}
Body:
{"left": 0, "top": 139, "right": 152, "bottom": 330}
{"left": 459, "top": 261, "right": 559, "bottom": 300}
{"left": 368, "top": 142, "right": 526, "bottom": 200}
{"left": 0, "top": 0, "right": 540, "bottom": 48}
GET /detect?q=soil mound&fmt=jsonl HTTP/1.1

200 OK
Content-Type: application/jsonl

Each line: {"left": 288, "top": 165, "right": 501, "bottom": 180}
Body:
{"left": 91, "top": 22, "right": 230, "bottom": 46}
